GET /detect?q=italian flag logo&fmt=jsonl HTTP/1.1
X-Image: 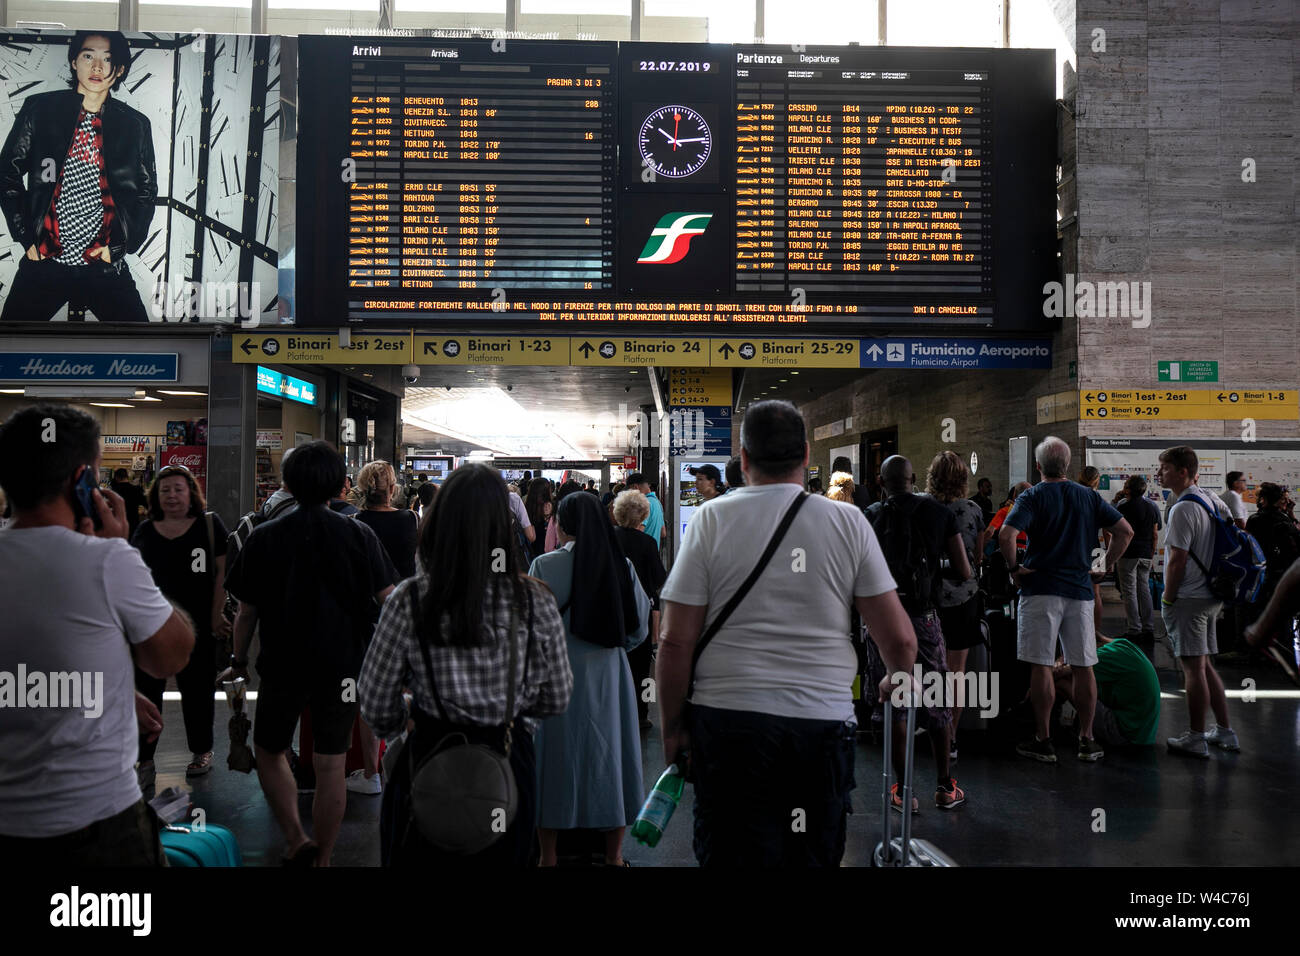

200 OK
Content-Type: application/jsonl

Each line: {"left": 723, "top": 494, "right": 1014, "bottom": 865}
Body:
{"left": 636, "top": 212, "right": 713, "bottom": 264}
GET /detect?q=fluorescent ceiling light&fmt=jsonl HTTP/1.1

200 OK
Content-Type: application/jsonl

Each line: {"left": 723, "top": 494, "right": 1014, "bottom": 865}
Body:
{"left": 25, "top": 386, "right": 136, "bottom": 399}
{"left": 136, "top": 396, "right": 163, "bottom": 402}
{"left": 0, "top": 388, "right": 23, "bottom": 394}
{"left": 157, "top": 390, "right": 206, "bottom": 396}
{"left": 89, "top": 402, "right": 134, "bottom": 408}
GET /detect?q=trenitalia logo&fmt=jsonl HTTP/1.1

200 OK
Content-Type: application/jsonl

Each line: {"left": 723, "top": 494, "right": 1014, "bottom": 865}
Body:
{"left": 636, "top": 213, "right": 713, "bottom": 264}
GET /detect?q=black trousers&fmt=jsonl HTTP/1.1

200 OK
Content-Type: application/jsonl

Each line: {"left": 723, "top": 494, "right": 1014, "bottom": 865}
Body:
{"left": 1, "top": 255, "right": 149, "bottom": 322}
{"left": 0, "top": 799, "right": 166, "bottom": 867}
{"left": 136, "top": 629, "right": 216, "bottom": 761}
{"left": 690, "top": 704, "right": 857, "bottom": 867}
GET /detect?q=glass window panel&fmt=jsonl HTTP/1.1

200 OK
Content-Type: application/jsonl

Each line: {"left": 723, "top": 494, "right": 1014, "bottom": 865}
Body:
{"left": 522, "top": 0, "right": 625, "bottom": 12}
{"left": 268, "top": 0, "right": 378, "bottom": 8}
{"left": 888, "top": 0, "right": 1002, "bottom": 48}
{"left": 644, "top": 0, "right": 755, "bottom": 43}
{"left": 763, "top": 0, "right": 877, "bottom": 46}
{"left": 1009, "top": 0, "right": 1074, "bottom": 97}
{"left": 400, "top": 0, "right": 504, "bottom": 11}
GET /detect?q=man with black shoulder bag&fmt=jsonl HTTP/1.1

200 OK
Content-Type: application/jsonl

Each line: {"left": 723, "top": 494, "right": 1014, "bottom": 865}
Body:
{"left": 657, "top": 400, "right": 917, "bottom": 867}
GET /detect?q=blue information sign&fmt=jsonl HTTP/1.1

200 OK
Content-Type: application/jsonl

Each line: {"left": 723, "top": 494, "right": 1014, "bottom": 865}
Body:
{"left": 858, "top": 338, "right": 1052, "bottom": 370}
{"left": 256, "top": 366, "right": 318, "bottom": 405}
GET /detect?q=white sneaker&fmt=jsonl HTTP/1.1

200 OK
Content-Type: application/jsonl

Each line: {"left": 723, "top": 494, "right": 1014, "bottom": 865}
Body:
{"left": 345, "top": 769, "right": 382, "bottom": 794}
{"left": 1166, "top": 730, "right": 1209, "bottom": 758}
{"left": 1205, "top": 725, "right": 1240, "bottom": 752}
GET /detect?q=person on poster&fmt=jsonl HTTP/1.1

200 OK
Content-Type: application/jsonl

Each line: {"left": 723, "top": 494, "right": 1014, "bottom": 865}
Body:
{"left": 0, "top": 31, "right": 156, "bottom": 322}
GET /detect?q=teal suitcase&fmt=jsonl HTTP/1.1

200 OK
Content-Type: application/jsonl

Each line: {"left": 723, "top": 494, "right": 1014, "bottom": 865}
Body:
{"left": 160, "top": 824, "right": 242, "bottom": 867}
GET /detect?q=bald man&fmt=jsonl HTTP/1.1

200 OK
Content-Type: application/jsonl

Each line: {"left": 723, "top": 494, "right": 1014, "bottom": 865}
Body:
{"left": 999, "top": 437, "right": 1132, "bottom": 764}
{"left": 866, "top": 455, "right": 972, "bottom": 811}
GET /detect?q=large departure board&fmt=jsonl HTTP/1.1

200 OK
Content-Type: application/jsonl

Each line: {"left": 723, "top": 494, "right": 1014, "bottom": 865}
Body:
{"left": 297, "top": 39, "right": 1054, "bottom": 330}
{"left": 345, "top": 42, "right": 615, "bottom": 299}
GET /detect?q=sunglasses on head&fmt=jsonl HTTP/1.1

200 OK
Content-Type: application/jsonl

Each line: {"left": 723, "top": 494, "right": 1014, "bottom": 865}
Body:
{"left": 158, "top": 465, "right": 191, "bottom": 476}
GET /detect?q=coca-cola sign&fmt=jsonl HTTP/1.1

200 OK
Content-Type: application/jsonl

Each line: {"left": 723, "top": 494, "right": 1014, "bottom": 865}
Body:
{"left": 160, "top": 446, "right": 207, "bottom": 493}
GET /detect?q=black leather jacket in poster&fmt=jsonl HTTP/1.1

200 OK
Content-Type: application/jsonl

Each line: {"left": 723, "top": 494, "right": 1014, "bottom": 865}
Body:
{"left": 0, "top": 89, "right": 157, "bottom": 261}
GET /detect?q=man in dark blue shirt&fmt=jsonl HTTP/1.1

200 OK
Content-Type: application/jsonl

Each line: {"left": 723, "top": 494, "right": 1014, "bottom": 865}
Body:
{"left": 1000, "top": 437, "right": 1132, "bottom": 764}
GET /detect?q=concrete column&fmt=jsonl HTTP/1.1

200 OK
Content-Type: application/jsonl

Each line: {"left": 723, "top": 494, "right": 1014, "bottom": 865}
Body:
{"left": 877, "top": 0, "right": 886, "bottom": 44}
{"left": 207, "top": 336, "right": 258, "bottom": 528}
{"left": 252, "top": 0, "right": 268, "bottom": 34}
{"left": 118, "top": 0, "right": 138, "bottom": 32}
{"left": 630, "top": 0, "right": 640, "bottom": 42}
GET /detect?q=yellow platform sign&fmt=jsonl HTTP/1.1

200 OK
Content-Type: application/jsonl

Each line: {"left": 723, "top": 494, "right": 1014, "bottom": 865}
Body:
{"left": 569, "top": 337, "right": 709, "bottom": 367}
{"left": 669, "top": 367, "right": 733, "bottom": 407}
{"left": 1079, "top": 389, "right": 1298, "bottom": 420}
{"left": 710, "top": 338, "right": 858, "bottom": 368}
{"left": 413, "top": 335, "right": 571, "bottom": 366}
{"left": 233, "top": 332, "right": 412, "bottom": 364}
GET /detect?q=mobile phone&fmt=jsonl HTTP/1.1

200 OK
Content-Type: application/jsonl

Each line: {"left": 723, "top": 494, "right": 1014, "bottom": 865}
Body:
{"left": 73, "top": 466, "right": 103, "bottom": 529}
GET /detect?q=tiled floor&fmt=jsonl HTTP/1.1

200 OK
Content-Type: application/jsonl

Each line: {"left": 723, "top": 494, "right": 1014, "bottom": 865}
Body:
{"left": 155, "top": 590, "right": 1299, "bottom": 866}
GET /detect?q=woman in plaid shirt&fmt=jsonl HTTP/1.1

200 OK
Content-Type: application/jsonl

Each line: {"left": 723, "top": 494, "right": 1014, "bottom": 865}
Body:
{"left": 360, "top": 464, "right": 573, "bottom": 866}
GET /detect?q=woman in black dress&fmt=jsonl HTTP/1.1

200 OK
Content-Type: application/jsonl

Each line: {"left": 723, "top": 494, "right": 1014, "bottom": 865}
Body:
{"left": 131, "top": 465, "right": 229, "bottom": 783}
{"left": 354, "top": 461, "right": 418, "bottom": 580}
{"left": 611, "top": 489, "right": 667, "bottom": 729}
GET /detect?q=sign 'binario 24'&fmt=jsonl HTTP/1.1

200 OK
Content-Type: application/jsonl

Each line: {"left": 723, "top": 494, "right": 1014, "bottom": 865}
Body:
{"left": 296, "top": 37, "right": 1055, "bottom": 332}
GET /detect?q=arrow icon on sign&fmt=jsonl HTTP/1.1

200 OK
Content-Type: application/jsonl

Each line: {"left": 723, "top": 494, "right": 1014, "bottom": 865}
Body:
{"left": 866, "top": 344, "right": 883, "bottom": 360}
{"left": 718, "top": 343, "right": 735, "bottom": 359}
{"left": 577, "top": 342, "right": 595, "bottom": 359}
{"left": 424, "top": 341, "right": 437, "bottom": 355}
{"left": 1085, "top": 393, "right": 1094, "bottom": 401}
{"left": 240, "top": 338, "right": 255, "bottom": 356}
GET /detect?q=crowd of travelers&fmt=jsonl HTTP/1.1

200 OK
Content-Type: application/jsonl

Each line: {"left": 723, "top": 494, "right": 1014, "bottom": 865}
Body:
{"left": 2, "top": 399, "right": 1298, "bottom": 867}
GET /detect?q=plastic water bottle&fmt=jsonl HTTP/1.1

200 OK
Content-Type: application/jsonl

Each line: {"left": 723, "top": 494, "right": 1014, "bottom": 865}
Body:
{"left": 631, "top": 762, "right": 686, "bottom": 847}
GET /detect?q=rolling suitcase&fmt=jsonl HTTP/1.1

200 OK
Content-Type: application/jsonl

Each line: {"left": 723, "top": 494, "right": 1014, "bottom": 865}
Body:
{"left": 873, "top": 697, "right": 957, "bottom": 867}
{"left": 160, "top": 823, "right": 242, "bottom": 867}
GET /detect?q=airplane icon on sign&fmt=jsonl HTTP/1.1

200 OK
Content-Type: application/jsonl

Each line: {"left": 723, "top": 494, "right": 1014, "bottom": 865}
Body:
{"left": 886, "top": 343, "right": 905, "bottom": 362}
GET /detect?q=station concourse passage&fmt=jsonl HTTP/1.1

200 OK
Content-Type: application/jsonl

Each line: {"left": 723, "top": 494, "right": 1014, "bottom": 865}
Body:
{"left": 142, "top": 350, "right": 1300, "bottom": 866}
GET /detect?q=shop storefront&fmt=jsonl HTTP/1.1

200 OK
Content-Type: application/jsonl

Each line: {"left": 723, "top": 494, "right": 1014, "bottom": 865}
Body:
{"left": 0, "top": 333, "right": 214, "bottom": 497}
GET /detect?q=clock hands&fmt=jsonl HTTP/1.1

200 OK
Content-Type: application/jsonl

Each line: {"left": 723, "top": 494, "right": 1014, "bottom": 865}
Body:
{"left": 655, "top": 128, "right": 708, "bottom": 147}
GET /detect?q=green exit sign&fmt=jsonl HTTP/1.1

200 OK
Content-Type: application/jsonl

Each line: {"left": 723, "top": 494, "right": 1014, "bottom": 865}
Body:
{"left": 1158, "top": 361, "right": 1218, "bottom": 383}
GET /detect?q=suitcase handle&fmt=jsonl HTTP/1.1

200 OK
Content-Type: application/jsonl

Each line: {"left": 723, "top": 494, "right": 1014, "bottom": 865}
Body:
{"left": 880, "top": 691, "right": 918, "bottom": 866}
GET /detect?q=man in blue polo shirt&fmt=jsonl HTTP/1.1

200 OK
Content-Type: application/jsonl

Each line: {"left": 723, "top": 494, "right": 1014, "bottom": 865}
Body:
{"left": 999, "top": 436, "right": 1133, "bottom": 763}
{"left": 627, "top": 472, "right": 665, "bottom": 548}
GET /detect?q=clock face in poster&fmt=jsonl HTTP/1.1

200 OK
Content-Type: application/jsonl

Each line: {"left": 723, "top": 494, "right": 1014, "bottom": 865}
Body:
{"left": 639, "top": 105, "right": 712, "bottom": 179}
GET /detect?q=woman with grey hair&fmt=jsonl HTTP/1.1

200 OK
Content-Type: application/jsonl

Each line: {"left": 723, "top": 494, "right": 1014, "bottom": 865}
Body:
{"left": 612, "top": 490, "right": 668, "bottom": 730}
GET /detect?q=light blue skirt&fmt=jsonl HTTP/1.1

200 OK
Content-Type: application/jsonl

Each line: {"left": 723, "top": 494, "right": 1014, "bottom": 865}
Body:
{"left": 534, "top": 633, "right": 644, "bottom": 830}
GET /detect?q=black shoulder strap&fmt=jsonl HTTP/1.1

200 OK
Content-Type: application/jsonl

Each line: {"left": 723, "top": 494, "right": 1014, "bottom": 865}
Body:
{"left": 408, "top": 582, "right": 450, "bottom": 722}
{"left": 689, "top": 491, "right": 809, "bottom": 692}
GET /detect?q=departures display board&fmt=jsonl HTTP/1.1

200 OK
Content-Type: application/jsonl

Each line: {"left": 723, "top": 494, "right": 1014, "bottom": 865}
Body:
{"left": 297, "top": 38, "right": 1055, "bottom": 330}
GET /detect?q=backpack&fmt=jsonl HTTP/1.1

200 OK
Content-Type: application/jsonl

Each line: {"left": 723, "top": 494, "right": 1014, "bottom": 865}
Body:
{"left": 221, "top": 496, "right": 297, "bottom": 623}
{"left": 1173, "top": 493, "right": 1266, "bottom": 604}
{"left": 868, "top": 496, "right": 936, "bottom": 615}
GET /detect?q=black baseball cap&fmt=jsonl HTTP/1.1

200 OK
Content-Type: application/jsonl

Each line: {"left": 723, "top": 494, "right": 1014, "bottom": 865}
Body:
{"left": 690, "top": 464, "right": 722, "bottom": 483}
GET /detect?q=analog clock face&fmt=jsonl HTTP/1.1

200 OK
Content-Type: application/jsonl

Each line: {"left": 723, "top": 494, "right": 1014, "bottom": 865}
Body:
{"left": 638, "top": 105, "right": 712, "bottom": 179}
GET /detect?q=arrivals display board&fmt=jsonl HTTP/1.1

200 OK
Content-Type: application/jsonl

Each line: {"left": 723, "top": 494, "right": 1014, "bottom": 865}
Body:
{"left": 297, "top": 38, "right": 1054, "bottom": 331}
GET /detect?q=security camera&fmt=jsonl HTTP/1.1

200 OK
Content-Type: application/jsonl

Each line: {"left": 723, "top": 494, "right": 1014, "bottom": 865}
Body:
{"left": 506, "top": 384, "right": 513, "bottom": 391}
{"left": 401, "top": 364, "right": 420, "bottom": 384}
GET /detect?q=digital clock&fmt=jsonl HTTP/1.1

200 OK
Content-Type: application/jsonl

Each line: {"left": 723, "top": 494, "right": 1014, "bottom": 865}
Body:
{"left": 638, "top": 105, "right": 712, "bottom": 179}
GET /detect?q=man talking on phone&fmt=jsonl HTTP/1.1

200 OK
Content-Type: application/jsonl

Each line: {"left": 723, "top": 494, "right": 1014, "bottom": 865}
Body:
{"left": 0, "top": 404, "right": 194, "bottom": 865}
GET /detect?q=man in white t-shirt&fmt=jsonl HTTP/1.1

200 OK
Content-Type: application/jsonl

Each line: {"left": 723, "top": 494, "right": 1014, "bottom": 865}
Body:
{"left": 1221, "top": 472, "right": 1248, "bottom": 530}
{"left": 658, "top": 400, "right": 917, "bottom": 866}
{"left": 0, "top": 404, "right": 194, "bottom": 865}
{"left": 1158, "top": 445, "right": 1241, "bottom": 758}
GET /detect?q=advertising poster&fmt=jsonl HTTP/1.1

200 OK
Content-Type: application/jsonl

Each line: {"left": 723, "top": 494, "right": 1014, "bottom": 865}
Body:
{"left": 676, "top": 458, "right": 730, "bottom": 541}
{"left": 0, "top": 29, "right": 280, "bottom": 324}
{"left": 159, "top": 445, "right": 207, "bottom": 493}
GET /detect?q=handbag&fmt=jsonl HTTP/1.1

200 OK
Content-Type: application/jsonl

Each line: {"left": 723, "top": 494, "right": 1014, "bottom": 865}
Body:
{"left": 405, "top": 583, "right": 522, "bottom": 856}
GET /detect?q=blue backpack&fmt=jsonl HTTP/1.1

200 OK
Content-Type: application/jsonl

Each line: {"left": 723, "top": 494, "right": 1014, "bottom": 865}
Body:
{"left": 1174, "top": 494, "right": 1266, "bottom": 604}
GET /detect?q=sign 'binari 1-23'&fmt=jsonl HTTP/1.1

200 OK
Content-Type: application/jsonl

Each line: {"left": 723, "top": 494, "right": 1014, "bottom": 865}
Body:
{"left": 295, "top": 37, "right": 1055, "bottom": 330}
